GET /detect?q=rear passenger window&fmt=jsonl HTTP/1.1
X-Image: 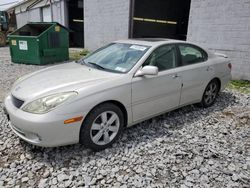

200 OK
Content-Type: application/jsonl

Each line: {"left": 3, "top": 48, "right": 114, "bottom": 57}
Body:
{"left": 179, "top": 45, "right": 206, "bottom": 66}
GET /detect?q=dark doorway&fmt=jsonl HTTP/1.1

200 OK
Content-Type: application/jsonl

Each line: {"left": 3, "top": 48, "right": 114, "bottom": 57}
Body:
{"left": 67, "top": 0, "right": 84, "bottom": 47}
{"left": 131, "top": 0, "right": 191, "bottom": 40}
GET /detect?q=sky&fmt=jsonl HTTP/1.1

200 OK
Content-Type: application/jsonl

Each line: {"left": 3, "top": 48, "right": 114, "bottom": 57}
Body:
{"left": 0, "top": 0, "right": 23, "bottom": 11}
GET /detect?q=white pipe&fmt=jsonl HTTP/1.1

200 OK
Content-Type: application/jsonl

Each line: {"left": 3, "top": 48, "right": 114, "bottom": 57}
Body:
{"left": 49, "top": 0, "right": 53, "bottom": 21}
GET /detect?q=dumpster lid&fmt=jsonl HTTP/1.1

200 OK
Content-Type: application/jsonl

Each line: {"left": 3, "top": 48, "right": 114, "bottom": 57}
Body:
{"left": 35, "top": 22, "right": 71, "bottom": 32}
{"left": 9, "top": 22, "right": 70, "bottom": 37}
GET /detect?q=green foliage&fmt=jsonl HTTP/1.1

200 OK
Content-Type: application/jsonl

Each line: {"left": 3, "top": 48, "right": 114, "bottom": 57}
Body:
{"left": 69, "top": 49, "right": 90, "bottom": 61}
{"left": 227, "top": 80, "right": 250, "bottom": 93}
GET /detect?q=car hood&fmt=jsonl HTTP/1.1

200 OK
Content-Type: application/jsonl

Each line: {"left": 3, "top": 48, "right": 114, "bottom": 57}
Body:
{"left": 11, "top": 62, "right": 121, "bottom": 100}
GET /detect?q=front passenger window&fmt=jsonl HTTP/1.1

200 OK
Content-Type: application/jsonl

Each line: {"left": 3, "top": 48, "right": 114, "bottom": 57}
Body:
{"left": 143, "top": 45, "right": 177, "bottom": 71}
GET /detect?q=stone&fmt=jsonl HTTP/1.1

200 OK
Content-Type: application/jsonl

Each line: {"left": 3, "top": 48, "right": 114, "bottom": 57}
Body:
{"left": 135, "top": 167, "right": 143, "bottom": 174}
{"left": 112, "top": 167, "right": 119, "bottom": 173}
{"left": 21, "top": 177, "right": 29, "bottom": 183}
{"left": 43, "top": 170, "right": 50, "bottom": 178}
{"left": 38, "top": 179, "right": 47, "bottom": 188}
{"left": 100, "top": 169, "right": 108, "bottom": 176}
{"left": 228, "top": 163, "right": 236, "bottom": 172}
{"left": 52, "top": 178, "right": 58, "bottom": 185}
{"left": 231, "top": 174, "right": 239, "bottom": 181}
{"left": 89, "top": 178, "right": 97, "bottom": 185}
{"left": 184, "top": 181, "right": 193, "bottom": 187}
{"left": 57, "top": 174, "right": 69, "bottom": 182}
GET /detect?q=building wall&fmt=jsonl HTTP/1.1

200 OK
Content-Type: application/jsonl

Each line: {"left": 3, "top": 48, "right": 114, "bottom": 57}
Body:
{"left": 84, "top": 0, "right": 130, "bottom": 50}
{"left": 28, "top": 8, "right": 41, "bottom": 22}
{"left": 15, "top": 0, "right": 37, "bottom": 28}
{"left": 16, "top": 12, "right": 28, "bottom": 28}
{"left": 15, "top": 0, "right": 67, "bottom": 28}
{"left": 187, "top": 0, "right": 250, "bottom": 80}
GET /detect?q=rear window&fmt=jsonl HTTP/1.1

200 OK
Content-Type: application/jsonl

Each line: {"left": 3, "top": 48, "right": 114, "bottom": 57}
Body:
{"left": 179, "top": 44, "right": 207, "bottom": 66}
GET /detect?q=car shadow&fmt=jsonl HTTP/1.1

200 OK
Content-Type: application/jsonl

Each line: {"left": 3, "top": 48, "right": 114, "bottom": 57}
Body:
{"left": 19, "top": 90, "right": 236, "bottom": 167}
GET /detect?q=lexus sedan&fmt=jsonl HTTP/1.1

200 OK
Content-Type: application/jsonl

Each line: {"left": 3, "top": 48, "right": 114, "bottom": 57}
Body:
{"left": 4, "top": 39, "right": 232, "bottom": 151}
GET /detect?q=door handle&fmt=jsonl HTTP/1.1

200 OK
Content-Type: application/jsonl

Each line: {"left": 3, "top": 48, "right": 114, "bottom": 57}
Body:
{"left": 172, "top": 74, "right": 180, "bottom": 79}
{"left": 206, "top": 66, "right": 213, "bottom": 71}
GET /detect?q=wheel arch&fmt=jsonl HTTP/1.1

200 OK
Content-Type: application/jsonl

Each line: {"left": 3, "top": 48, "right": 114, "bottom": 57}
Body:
{"left": 82, "top": 100, "right": 128, "bottom": 128}
{"left": 211, "top": 77, "right": 221, "bottom": 91}
{"left": 199, "top": 77, "right": 222, "bottom": 108}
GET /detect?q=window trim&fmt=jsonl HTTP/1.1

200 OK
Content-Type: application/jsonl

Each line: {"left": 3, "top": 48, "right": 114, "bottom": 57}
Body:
{"left": 176, "top": 43, "right": 208, "bottom": 67}
{"left": 142, "top": 44, "right": 179, "bottom": 72}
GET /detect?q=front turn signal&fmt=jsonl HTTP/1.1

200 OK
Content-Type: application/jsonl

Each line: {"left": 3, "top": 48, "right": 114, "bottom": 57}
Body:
{"left": 64, "top": 116, "right": 83, "bottom": 124}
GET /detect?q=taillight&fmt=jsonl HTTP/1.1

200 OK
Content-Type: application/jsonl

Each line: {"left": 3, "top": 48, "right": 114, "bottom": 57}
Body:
{"left": 228, "top": 63, "right": 232, "bottom": 70}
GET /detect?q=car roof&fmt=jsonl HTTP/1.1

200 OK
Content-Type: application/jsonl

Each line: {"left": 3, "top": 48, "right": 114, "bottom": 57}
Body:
{"left": 115, "top": 38, "right": 190, "bottom": 47}
{"left": 115, "top": 38, "right": 214, "bottom": 58}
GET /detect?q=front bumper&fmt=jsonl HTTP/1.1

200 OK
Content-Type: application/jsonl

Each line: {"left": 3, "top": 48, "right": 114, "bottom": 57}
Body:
{"left": 3, "top": 106, "right": 10, "bottom": 121}
{"left": 4, "top": 95, "right": 85, "bottom": 147}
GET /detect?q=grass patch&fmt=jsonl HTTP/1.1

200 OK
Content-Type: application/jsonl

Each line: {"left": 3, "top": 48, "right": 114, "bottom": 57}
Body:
{"left": 69, "top": 49, "right": 90, "bottom": 61}
{"left": 227, "top": 80, "right": 250, "bottom": 93}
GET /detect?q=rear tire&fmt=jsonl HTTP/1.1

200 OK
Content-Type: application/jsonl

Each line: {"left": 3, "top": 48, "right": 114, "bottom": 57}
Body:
{"left": 200, "top": 79, "right": 219, "bottom": 108}
{"left": 80, "top": 103, "right": 124, "bottom": 151}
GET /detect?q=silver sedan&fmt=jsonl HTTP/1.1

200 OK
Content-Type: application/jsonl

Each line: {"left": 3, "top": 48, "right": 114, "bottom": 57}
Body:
{"left": 4, "top": 39, "right": 232, "bottom": 151}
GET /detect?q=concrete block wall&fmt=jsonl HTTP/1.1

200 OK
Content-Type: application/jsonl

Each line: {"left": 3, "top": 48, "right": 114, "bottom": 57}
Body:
{"left": 187, "top": 0, "right": 250, "bottom": 80}
{"left": 84, "top": 0, "right": 130, "bottom": 51}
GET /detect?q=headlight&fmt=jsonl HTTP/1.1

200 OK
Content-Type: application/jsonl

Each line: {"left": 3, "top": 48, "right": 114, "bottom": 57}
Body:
{"left": 22, "top": 92, "right": 78, "bottom": 114}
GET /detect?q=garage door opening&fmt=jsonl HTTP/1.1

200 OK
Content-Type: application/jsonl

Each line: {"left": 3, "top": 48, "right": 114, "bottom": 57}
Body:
{"left": 67, "top": 0, "right": 84, "bottom": 47}
{"left": 131, "top": 0, "right": 191, "bottom": 40}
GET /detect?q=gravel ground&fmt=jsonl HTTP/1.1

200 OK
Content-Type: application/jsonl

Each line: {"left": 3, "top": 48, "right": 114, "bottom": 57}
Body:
{"left": 0, "top": 47, "right": 250, "bottom": 188}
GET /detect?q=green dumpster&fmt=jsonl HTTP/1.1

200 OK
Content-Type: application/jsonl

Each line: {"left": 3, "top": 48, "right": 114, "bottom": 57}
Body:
{"left": 8, "top": 22, "right": 69, "bottom": 65}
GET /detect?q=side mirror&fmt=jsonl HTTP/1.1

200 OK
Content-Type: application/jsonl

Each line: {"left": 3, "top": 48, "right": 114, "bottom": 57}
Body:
{"left": 135, "top": 65, "right": 158, "bottom": 77}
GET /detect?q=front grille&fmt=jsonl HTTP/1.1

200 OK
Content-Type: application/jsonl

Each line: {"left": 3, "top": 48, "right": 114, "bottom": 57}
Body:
{"left": 11, "top": 95, "right": 24, "bottom": 108}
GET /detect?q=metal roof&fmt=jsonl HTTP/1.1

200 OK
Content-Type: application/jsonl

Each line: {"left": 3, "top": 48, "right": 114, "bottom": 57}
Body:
{"left": 5, "top": 0, "right": 37, "bottom": 11}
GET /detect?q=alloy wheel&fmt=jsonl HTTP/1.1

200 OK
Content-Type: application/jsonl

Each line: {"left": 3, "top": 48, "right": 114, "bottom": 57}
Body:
{"left": 90, "top": 111, "right": 120, "bottom": 146}
{"left": 204, "top": 82, "right": 218, "bottom": 105}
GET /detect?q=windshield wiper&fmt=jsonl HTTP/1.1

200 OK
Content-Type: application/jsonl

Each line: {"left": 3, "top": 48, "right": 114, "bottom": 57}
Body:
{"left": 87, "top": 62, "right": 106, "bottom": 70}
{"left": 81, "top": 61, "right": 121, "bottom": 73}
{"left": 76, "top": 58, "right": 85, "bottom": 64}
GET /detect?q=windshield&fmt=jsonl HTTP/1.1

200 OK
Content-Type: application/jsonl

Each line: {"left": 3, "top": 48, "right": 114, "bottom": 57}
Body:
{"left": 81, "top": 43, "right": 150, "bottom": 73}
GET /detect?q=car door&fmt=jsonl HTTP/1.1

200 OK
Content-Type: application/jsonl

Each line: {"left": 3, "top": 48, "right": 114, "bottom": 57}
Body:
{"left": 176, "top": 44, "right": 214, "bottom": 106}
{"left": 131, "top": 44, "right": 182, "bottom": 122}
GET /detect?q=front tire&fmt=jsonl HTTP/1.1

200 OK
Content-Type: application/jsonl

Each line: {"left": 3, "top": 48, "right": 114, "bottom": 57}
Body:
{"left": 200, "top": 79, "right": 219, "bottom": 107}
{"left": 80, "top": 103, "right": 124, "bottom": 151}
